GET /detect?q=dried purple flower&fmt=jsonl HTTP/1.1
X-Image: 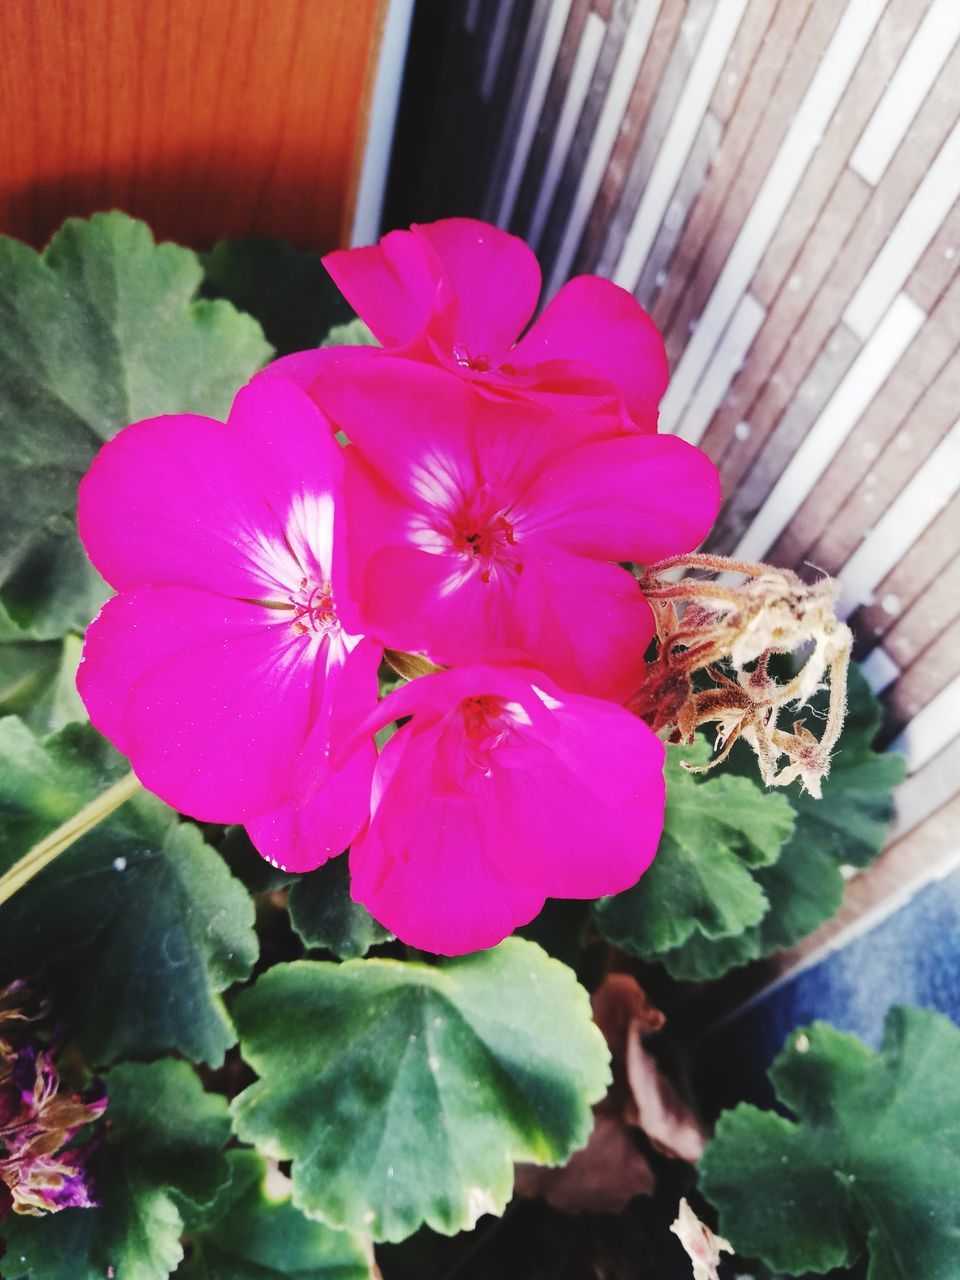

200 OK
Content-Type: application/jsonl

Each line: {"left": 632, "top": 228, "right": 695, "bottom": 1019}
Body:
{"left": 0, "top": 980, "right": 107, "bottom": 1219}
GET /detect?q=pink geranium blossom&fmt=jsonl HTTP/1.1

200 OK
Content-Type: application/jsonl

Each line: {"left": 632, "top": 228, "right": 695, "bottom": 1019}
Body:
{"left": 76, "top": 379, "right": 379, "bottom": 867}
{"left": 269, "top": 217, "right": 669, "bottom": 431}
{"left": 319, "top": 358, "right": 720, "bottom": 702}
{"left": 347, "top": 664, "right": 667, "bottom": 955}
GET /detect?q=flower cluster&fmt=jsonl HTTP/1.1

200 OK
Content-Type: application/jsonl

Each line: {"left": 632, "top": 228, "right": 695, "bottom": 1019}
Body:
{"left": 0, "top": 980, "right": 106, "bottom": 1220}
{"left": 77, "top": 219, "right": 720, "bottom": 954}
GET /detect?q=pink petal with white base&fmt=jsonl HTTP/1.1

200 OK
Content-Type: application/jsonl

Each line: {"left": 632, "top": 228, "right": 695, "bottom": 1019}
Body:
{"left": 349, "top": 666, "right": 665, "bottom": 955}
{"left": 76, "top": 379, "right": 380, "bottom": 831}
{"left": 79, "top": 585, "right": 320, "bottom": 822}
{"left": 336, "top": 372, "right": 663, "bottom": 698}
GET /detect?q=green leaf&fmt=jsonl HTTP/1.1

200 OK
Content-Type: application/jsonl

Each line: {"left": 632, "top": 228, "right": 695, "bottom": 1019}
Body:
{"left": 0, "top": 212, "right": 271, "bottom": 638}
{"left": 201, "top": 237, "right": 369, "bottom": 356}
{"left": 786, "top": 661, "right": 906, "bottom": 870}
{"left": 0, "top": 634, "right": 86, "bottom": 733}
{"left": 659, "top": 664, "right": 905, "bottom": 978}
{"left": 231, "top": 939, "right": 611, "bottom": 1243}
{"left": 699, "top": 1007, "right": 960, "bottom": 1278}
{"left": 5, "top": 1060, "right": 232, "bottom": 1280}
{"left": 287, "top": 858, "right": 392, "bottom": 959}
{"left": 593, "top": 739, "right": 794, "bottom": 964}
{"left": 179, "top": 1150, "right": 372, "bottom": 1280}
{"left": 320, "top": 318, "right": 377, "bottom": 348}
{"left": 0, "top": 718, "right": 258, "bottom": 1064}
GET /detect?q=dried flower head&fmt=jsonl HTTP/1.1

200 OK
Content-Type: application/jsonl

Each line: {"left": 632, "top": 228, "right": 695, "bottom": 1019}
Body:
{"left": 632, "top": 554, "right": 852, "bottom": 797}
{"left": 0, "top": 980, "right": 106, "bottom": 1219}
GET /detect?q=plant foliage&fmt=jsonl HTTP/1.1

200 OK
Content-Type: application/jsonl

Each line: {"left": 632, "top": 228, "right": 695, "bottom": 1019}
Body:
{"left": 700, "top": 1007, "right": 960, "bottom": 1278}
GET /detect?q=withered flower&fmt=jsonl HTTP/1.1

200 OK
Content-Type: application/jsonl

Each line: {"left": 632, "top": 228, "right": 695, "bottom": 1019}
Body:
{"left": 0, "top": 980, "right": 106, "bottom": 1219}
{"left": 633, "top": 554, "right": 851, "bottom": 797}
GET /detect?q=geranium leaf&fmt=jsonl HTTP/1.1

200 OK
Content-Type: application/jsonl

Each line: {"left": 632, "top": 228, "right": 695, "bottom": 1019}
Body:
{"left": 320, "top": 317, "right": 377, "bottom": 348}
{"left": 287, "top": 858, "right": 392, "bottom": 959}
{"left": 179, "top": 1150, "right": 373, "bottom": 1280}
{"left": 201, "top": 237, "right": 365, "bottom": 355}
{"left": 783, "top": 661, "right": 906, "bottom": 870}
{"left": 231, "top": 939, "right": 611, "bottom": 1243}
{"left": 659, "top": 664, "right": 905, "bottom": 979}
{"left": 0, "top": 212, "right": 271, "bottom": 638}
{"left": 0, "top": 635, "right": 86, "bottom": 734}
{"left": 4, "top": 1061, "right": 232, "bottom": 1280}
{"left": 0, "top": 718, "right": 258, "bottom": 1065}
{"left": 699, "top": 1007, "right": 960, "bottom": 1278}
{"left": 593, "top": 740, "right": 795, "bottom": 960}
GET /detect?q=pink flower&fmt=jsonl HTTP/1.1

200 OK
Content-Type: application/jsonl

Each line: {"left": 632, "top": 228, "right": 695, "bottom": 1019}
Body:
{"left": 347, "top": 664, "right": 666, "bottom": 955}
{"left": 320, "top": 358, "right": 720, "bottom": 702}
{"left": 76, "top": 379, "right": 379, "bottom": 866}
{"left": 269, "top": 217, "right": 669, "bottom": 431}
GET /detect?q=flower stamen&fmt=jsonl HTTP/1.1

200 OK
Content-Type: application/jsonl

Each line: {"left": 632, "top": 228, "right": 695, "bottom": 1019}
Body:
{"left": 288, "top": 577, "right": 340, "bottom": 637}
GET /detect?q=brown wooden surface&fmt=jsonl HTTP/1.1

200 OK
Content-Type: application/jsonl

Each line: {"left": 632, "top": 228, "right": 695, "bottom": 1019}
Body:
{"left": 0, "top": 0, "right": 384, "bottom": 251}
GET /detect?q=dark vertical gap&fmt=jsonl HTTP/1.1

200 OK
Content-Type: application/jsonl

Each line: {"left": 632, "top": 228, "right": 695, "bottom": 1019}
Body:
{"left": 382, "top": 0, "right": 536, "bottom": 231}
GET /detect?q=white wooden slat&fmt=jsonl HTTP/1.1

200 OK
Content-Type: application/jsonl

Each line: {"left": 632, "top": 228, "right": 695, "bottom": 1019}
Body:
{"left": 849, "top": 0, "right": 960, "bottom": 186}
{"left": 888, "top": 733, "right": 960, "bottom": 841}
{"left": 637, "top": 111, "right": 722, "bottom": 304}
{"left": 611, "top": 0, "right": 749, "bottom": 292}
{"left": 844, "top": 118, "right": 960, "bottom": 340}
{"left": 527, "top": 12, "right": 607, "bottom": 249}
{"left": 494, "top": 0, "right": 574, "bottom": 229}
{"left": 889, "top": 674, "right": 960, "bottom": 774}
{"left": 350, "top": 0, "right": 416, "bottom": 247}
{"left": 544, "top": 0, "right": 663, "bottom": 297}
{"left": 675, "top": 292, "right": 766, "bottom": 444}
{"left": 860, "top": 646, "right": 901, "bottom": 694}
{"left": 837, "top": 417, "right": 960, "bottom": 617}
{"left": 660, "top": 0, "right": 888, "bottom": 430}
{"left": 732, "top": 293, "right": 926, "bottom": 563}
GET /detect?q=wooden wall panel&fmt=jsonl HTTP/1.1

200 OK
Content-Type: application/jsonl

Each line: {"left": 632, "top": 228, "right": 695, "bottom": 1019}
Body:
{"left": 398, "top": 0, "right": 960, "bottom": 847}
{"left": 0, "top": 0, "right": 385, "bottom": 250}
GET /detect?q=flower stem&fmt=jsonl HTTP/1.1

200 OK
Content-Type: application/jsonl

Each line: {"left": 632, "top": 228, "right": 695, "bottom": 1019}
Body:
{"left": 0, "top": 771, "right": 141, "bottom": 908}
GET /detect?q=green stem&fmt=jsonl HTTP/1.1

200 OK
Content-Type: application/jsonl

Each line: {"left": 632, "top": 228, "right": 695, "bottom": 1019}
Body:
{"left": 0, "top": 771, "right": 141, "bottom": 908}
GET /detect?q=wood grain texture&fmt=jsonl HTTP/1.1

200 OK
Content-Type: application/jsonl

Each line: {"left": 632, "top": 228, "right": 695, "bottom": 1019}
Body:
{"left": 0, "top": 0, "right": 384, "bottom": 250}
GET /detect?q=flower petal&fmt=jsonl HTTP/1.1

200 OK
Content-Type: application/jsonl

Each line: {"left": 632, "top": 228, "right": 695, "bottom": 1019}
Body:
{"left": 288, "top": 635, "right": 382, "bottom": 793}
{"left": 78, "top": 413, "right": 278, "bottom": 597}
{"left": 514, "top": 276, "right": 669, "bottom": 429}
{"left": 493, "top": 687, "right": 665, "bottom": 899}
{"left": 78, "top": 586, "right": 323, "bottom": 822}
{"left": 78, "top": 379, "right": 347, "bottom": 599}
{"left": 322, "top": 358, "right": 478, "bottom": 507}
{"left": 518, "top": 434, "right": 721, "bottom": 564}
{"left": 245, "top": 740, "right": 377, "bottom": 873}
{"left": 349, "top": 724, "right": 545, "bottom": 955}
{"left": 348, "top": 520, "right": 652, "bottom": 700}
{"left": 323, "top": 229, "right": 445, "bottom": 347}
{"left": 510, "top": 551, "right": 654, "bottom": 702}
{"left": 227, "top": 377, "right": 351, "bottom": 588}
{"left": 254, "top": 344, "right": 383, "bottom": 394}
{"left": 349, "top": 665, "right": 665, "bottom": 954}
{"left": 414, "top": 217, "right": 541, "bottom": 357}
